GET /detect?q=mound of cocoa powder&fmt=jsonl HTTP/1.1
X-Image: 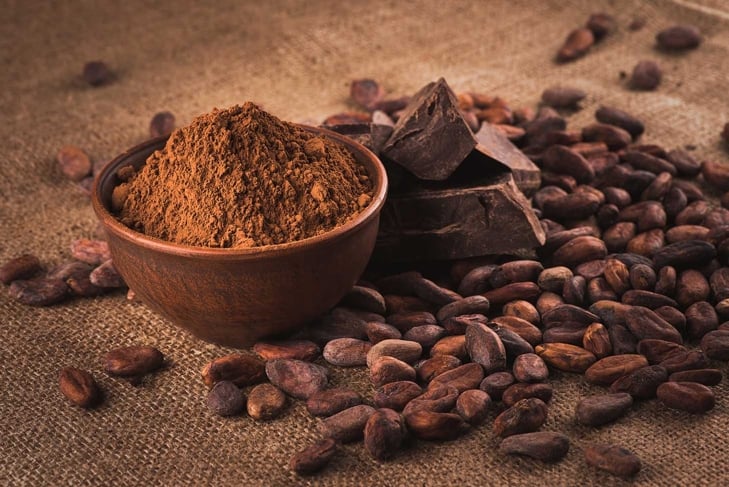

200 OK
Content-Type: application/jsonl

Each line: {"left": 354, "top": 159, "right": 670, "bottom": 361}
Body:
{"left": 115, "top": 102, "right": 373, "bottom": 248}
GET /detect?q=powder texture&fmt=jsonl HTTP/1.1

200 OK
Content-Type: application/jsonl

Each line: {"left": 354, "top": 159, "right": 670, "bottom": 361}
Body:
{"left": 116, "top": 103, "right": 373, "bottom": 248}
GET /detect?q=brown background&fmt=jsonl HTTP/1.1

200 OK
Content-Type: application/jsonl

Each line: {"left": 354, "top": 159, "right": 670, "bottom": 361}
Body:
{"left": 2, "top": 0, "right": 729, "bottom": 485}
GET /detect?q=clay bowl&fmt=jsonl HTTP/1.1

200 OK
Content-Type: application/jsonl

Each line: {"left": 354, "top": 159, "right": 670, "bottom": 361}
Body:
{"left": 92, "top": 126, "right": 388, "bottom": 348}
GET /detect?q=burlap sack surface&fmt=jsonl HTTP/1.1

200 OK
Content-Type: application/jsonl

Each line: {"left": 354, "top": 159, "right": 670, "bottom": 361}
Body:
{"left": 2, "top": 0, "right": 728, "bottom": 485}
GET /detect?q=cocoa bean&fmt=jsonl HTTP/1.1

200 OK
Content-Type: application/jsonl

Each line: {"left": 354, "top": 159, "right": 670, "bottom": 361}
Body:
{"left": 441, "top": 314, "right": 486, "bottom": 335}
{"left": 637, "top": 339, "right": 687, "bottom": 364}
{"left": 430, "top": 362, "right": 484, "bottom": 393}
{"left": 586, "top": 12, "right": 616, "bottom": 39}
{"left": 653, "top": 306, "right": 687, "bottom": 335}
{"left": 562, "top": 275, "right": 586, "bottom": 305}
{"left": 711, "top": 268, "right": 729, "bottom": 301}
{"left": 702, "top": 160, "right": 729, "bottom": 192}
{"left": 289, "top": 438, "right": 338, "bottom": 475}
{"left": 557, "top": 28, "right": 594, "bottom": 62}
{"left": 405, "top": 410, "right": 468, "bottom": 441}
{"left": 465, "top": 323, "right": 506, "bottom": 373}
{"left": 669, "top": 368, "right": 722, "bottom": 386}
{"left": 609, "top": 324, "right": 639, "bottom": 354}
{"left": 625, "top": 306, "right": 683, "bottom": 343}
{"left": 603, "top": 187, "right": 633, "bottom": 208}
{"left": 538, "top": 266, "right": 573, "bottom": 293}
{"left": 202, "top": 353, "right": 266, "bottom": 388}
{"left": 403, "top": 384, "right": 459, "bottom": 416}
{"left": 659, "top": 349, "right": 709, "bottom": 374}
{"left": 265, "top": 359, "right": 328, "bottom": 399}
{"left": 542, "top": 303, "right": 599, "bottom": 327}
{"left": 583, "top": 322, "right": 612, "bottom": 358}
{"left": 455, "top": 389, "right": 491, "bottom": 425}
{"left": 589, "top": 299, "right": 631, "bottom": 327}
{"left": 535, "top": 343, "right": 597, "bottom": 373}
{"left": 253, "top": 340, "right": 320, "bottom": 361}
{"left": 552, "top": 236, "right": 607, "bottom": 268}
{"left": 480, "top": 372, "right": 515, "bottom": 401}
{"left": 595, "top": 106, "right": 643, "bottom": 138}
{"left": 676, "top": 270, "right": 711, "bottom": 308}
{"left": 676, "top": 200, "right": 710, "bottom": 225}
{"left": 603, "top": 222, "right": 637, "bottom": 252}
{"left": 88, "top": 260, "right": 124, "bottom": 288}
{"left": 502, "top": 383, "right": 553, "bottom": 407}
{"left": 306, "top": 389, "right": 362, "bottom": 417}
{"left": 543, "top": 322, "right": 587, "bottom": 346}
{"left": 622, "top": 290, "right": 678, "bottom": 309}
{"left": 383, "top": 294, "right": 433, "bottom": 315}
{"left": 628, "top": 263, "right": 656, "bottom": 290}
{"left": 457, "top": 265, "right": 498, "bottom": 296}
{"left": 70, "top": 239, "right": 111, "bottom": 265}
{"left": 59, "top": 367, "right": 101, "bottom": 408}
{"left": 493, "top": 397, "right": 548, "bottom": 437}
{"left": 8, "top": 278, "right": 68, "bottom": 306}
{"left": 340, "top": 285, "right": 386, "bottom": 314}
{"left": 206, "top": 381, "right": 245, "bottom": 417}
{"left": 575, "top": 393, "right": 633, "bottom": 426}
{"left": 630, "top": 60, "right": 661, "bottom": 90}
{"left": 491, "top": 324, "right": 534, "bottom": 359}
{"left": 700, "top": 329, "right": 729, "bottom": 360}
{"left": 436, "top": 296, "right": 490, "bottom": 322}
{"left": 609, "top": 365, "right": 668, "bottom": 399}
{"left": 666, "top": 149, "right": 702, "bottom": 177}
{"left": 323, "top": 338, "right": 371, "bottom": 367}
{"left": 502, "top": 300, "right": 541, "bottom": 326}
{"left": 489, "top": 260, "right": 544, "bottom": 289}
{"left": 499, "top": 432, "right": 570, "bottom": 462}
{"left": 320, "top": 404, "right": 376, "bottom": 442}
{"left": 582, "top": 123, "right": 632, "bottom": 150}
{"left": 656, "top": 24, "right": 702, "bottom": 50}
{"left": 686, "top": 301, "right": 719, "bottom": 340}
{"left": 350, "top": 78, "right": 384, "bottom": 110}
{"left": 149, "top": 111, "right": 175, "bottom": 138}
{"left": 641, "top": 171, "right": 672, "bottom": 201}
{"left": 584, "top": 444, "right": 641, "bottom": 478}
{"left": 366, "top": 339, "right": 422, "bottom": 367}
{"left": 386, "top": 311, "right": 437, "bottom": 332}
{"left": 587, "top": 277, "right": 618, "bottom": 303}
{"left": 622, "top": 151, "right": 675, "bottom": 176}
{"left": 430, "top": 335, "right": 467, "bottom": 360}
{"left": 543, "top": 227, "right": 599, "bottom": 255}
{"left": 56, "top": 145, "right": 92, "bottom": 181}
{"left": 0, "top": 254, "right": 41, "bottom": 284}
{"left": 370, "top": 356, "right": 416, "bottom": 387}
{"left": 541, "top": 86, "right": 586, "bottom": 108}
{"left": 416, "top": 355, "right": 462, "bottom": 383}
{"left": 513, "top": 353, "right": 549, "bottom": 383}
{"left": 373, "top": 381, "right": 422, "bottom": 411}
{"left": 657, "top": 381, "right": 714, "bottom": 413}
{"left": 82, "top": 60, "right": 113, "bottom": 86}
{"left": 542, "top": 145, "right": 594, "bottom": 184}
{"left": 104, "top": 345, "right": 164, "bottom": 377}
{"left": 364, "top": 408, "right": 407, "bottom": 460}
{"left": 655, "top": 266, "right": 677, "bottom": 296}
{"left": 536, "top": 292, "right": 565, "bottom": 316}
{"left": 585, "top": 354, "right": 649, "bottom": 385}
{"left": 603, "top": 258, "right": 630, "bottom": 295}
{"left": 481, "top": 282, "right": 540, "bottom": 305}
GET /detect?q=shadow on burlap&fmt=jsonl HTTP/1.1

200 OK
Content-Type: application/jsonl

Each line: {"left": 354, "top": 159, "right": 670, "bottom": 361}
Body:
{"left": 1, "top": 0, "right": 729, "bottom": 485}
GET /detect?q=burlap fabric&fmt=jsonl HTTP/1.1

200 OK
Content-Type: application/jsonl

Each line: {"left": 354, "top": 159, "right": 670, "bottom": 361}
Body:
{"left": 2, "top": 0, "right": 729, "bottom": 485}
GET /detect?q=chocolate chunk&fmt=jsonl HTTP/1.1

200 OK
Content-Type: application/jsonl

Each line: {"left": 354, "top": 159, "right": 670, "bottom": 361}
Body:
{"left": 382, "top": 78, "right": 476, "bottom": 181}
{"left": 323, "top": 123, "right": 394, "bottom": 155}
{"left": 375, "top": 170, "right": 545, "bottom": 262}
{"left": 474, "top": 123, "right": 541, "bottom": 197}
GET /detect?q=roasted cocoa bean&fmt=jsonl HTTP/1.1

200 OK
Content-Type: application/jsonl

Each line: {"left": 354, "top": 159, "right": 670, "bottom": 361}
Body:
{"left": 552, "top": 236, "right": 608, "bottom": 268}
{"left": 625, "top": 306, "right": 683, "bottom": 343}
{"left": 493, "top": 397, "right": 548, "bottom": 437}
{"left": 659, "top": 349, "right": 709, "bottom": 374}
{"left": 583, "top": 123, "right": 632, "bottom": 150}
{"left": 502, "top": 383, "right": 553, "bottom": 407}
{"left": 543, "top": 303, "right": 599, "bottom": 327}
{"left": 595, "top": 106, "right": 644, "bottom": 138}
{"left": 340, "top": 285, "right": 387, "bottom": 314}
{"left": 535, "top": 343, "right": 597, "bottom": 373}
{"left": 104, "top": 345, "right": 164, "bottom": 377}
{"left": 542, "top": 145, "right": 594, "bottom": 184}
{"left": 465, "top": 323, "right": 506, "bottom": 373}
{"left": 405, "top": 410, "right": 468, "bottom": 441}
{"left": 575, "top": 392, "right": 633, "bottom": 426}
{"left": 583, "top": 322, "right": 612, "bottom": 358}
{"left": 436, "top": 295, "right": 490, "bottom": 322}
{"left": 306, "top": 388, "right": 362, "bottom": 417}
{"left": 374, "top": 381, "right": 422, "bottom": 411}
{"left": 669, "top": 368, "right": 722, "bottom": 386}
{"left": 656, "top": 24, "right": 702, "bottom": 50}
{"left": 0, "top": 254, "right": 42, "bottom": 284}
{"left": 541, "top": 86, "right": 586, "bottom": 108}
{"left": 657, "top": 381, "right": 714, "bottom": 413}
{"left": 370, "top": 356, "right": 416, "bottom": 387}
{"left": 686, "top": 301, "right": 719, "bottom": 340}
{"left": 207, "top": 381, "right": 246, "bottom": 417}
{"left": 557, "top": 27, "right": 594, "bottom": 62}
{"left": 700, "top": 330, "right": 729, "bottom": 360}
{"left": 416, "top": 355, "right": 462, "bottom": 383}
{"left": 630, "top": 60, "right": 661, "bottom": 90}
{"left": 59, "top": 367, "right": 101, "bottom": 408}
{"left": 430, "top": 335, "right": 467, "bottom": 360}
{"left": 265, "top": 359, "right": 328, "bottom": 399}
{"left": 457, "top": 265, "right": 498, "bottom": 296}
{"left": 513, "top": 353, "right": 548, "bottom": 383}
{"left": 585, "top": 354, "right": 649, "bottom": 385}
{"left": 364, "top": 408, "right": 407, "bottom": 460}
{"left": 289, "top": 438, "right": 338, "bottom": 475}
{"left": 253, "top": 340, "right": 320, "bottom": 362}
{"left": 403, "top": 384, "right": 459, "bottom": 416}
{"left": 609, "top": 365, "right": 668, "bottom": 399}
{"left": 676, "top": 270, "right": 711, "bottom": 308}
{"left": 366, "top": 339, "right": 422, "bottom": 367}
{"left": 430, "top": 362, "right": 484, "bottom": 393}
{"left": 320, "top": 404, "right": 376, "bottom": 442}
{"left": 502, "top": 300, "right": 541, "bottom": 326}
{"left": 499, "top": 432, "right": 570, "bottom": 462}
{"left": 584, "top": 444, "right": 641, "bottom": 478}
{"left": 8, "top": 278, "right": 68, "bottom": 306}
{"left": 202, "top": 353, "right": 266, "bottom": 388}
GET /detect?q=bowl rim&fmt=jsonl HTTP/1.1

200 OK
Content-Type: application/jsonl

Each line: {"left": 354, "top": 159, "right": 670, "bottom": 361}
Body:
{"left": 91, "top": 124, "right": 388, "bottom": 260}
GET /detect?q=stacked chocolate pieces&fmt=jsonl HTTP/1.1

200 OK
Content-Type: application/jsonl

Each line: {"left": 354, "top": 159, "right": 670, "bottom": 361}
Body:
{"left": 326, "top": 78, "right": 544, "bottom": 262}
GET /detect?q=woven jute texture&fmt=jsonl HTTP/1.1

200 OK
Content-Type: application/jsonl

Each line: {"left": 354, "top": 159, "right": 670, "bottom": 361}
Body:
{"left": 2, "top": 0, "right": 729, "bottom": 485}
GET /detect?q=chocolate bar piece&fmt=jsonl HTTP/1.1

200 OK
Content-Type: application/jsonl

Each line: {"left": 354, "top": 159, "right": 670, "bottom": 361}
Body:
{"left": 322, "top": 123, "right": 394, "bottom": 155}
{"left": 382, "top": 78, "right": 476, "bottom": 181}
{"left": 474, "top": 123, "right": 541, "bottom": 197}
{"left": 375, "top": 153, "right": 545, "bottom": 262}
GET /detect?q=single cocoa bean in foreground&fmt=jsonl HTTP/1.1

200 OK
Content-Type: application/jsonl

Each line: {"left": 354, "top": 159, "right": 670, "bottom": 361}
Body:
{"left": 104, "top": 345, "right": 164, "bottom": 377}
{"left": 500, "top": 432, "right": 570, "bottom": 462}
{"left": 59, "top": 367, "right": 101, "bottom": 408}
{"left": 585, "top": 444, "right": 641, "bottom": 478}
{"left": 656, "top": 24, "right": 702, "bottom": 50}
{"left": 82, "top": 61, "right": 113, "bottom": 86}
{"left": 56, "top": 145, "right": 92, "bottom": 181}
{"left": 557, "top": 28, "right": 594, "bottom": 62}
{"left": 630, "top": 60, "right": 661, "bottom": 91}
{"left": 289, "top": 438, "right": 338, "bottom": 475}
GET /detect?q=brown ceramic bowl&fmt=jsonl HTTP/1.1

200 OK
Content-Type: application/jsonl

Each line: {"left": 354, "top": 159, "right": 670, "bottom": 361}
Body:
{"left": 92, "top": 126, "right": 387, "bottom": 348}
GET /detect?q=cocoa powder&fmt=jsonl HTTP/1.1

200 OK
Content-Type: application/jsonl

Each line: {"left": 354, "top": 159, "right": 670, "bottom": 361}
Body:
{"left": 117, "top": 103, "right": 373, "bottom": 248}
